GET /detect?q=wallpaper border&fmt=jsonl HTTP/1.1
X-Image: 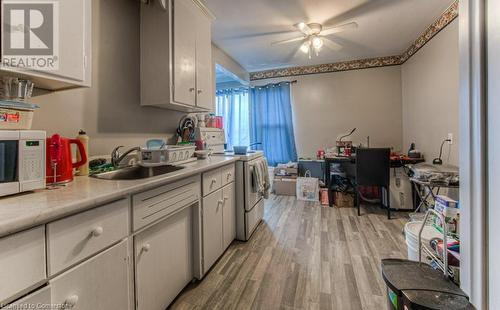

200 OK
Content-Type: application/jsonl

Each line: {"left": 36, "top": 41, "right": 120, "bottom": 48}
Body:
{"left": 249, "top": 1, "right": 459, "bottom": 81}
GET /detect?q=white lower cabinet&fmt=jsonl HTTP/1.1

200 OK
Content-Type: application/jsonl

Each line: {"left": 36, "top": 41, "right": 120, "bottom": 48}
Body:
{"left": 202, "top": 189, "right": 224, "bottom": 272}
{"left": 2, "top": 286, "right": 51, "bottom": 310}
{"left": 222, "top": 183, "right": 236, "bottom": 250}
{"left": 202, "top": 182, "right": 236, "bottom": 273}
{"left": 0, "top": 226, "right": 46, "bottom": 304}
{"left": 50, "top": 240, "right": 130, "bottom": 310}
{"left": 134, "top": 206, "right": 193, "bottom": 310}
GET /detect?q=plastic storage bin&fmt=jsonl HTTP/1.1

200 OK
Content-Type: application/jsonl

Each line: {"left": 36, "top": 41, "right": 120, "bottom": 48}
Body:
{"left": 0, "top": 100, "right": 38, "bottom": 130}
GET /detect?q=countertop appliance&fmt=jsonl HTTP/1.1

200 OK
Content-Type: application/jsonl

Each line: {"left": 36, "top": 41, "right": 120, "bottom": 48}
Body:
{"left": 46, "top": 134, "right": 87, "bottom": 184}
{"left": 194, "top": 127, "right": 225, "bottom": 152}
{"left": 208, "top": 129, "right": 266, "bottom": 241}
{"left": 0, "top": 130, "right": 46, "bottom": 197}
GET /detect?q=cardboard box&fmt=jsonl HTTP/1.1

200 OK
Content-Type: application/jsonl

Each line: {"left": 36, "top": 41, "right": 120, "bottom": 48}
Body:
{"left": 334, "top": 191, "right": 354, "bottom": 208}
{"left": 273, "top": 177, "right": 297, "bottom": 196}
{"left": 434, "top": 195, "right": 459, "bottom": 234}
{"left": 274, "top": 167, "right": 298, "bottom": 176}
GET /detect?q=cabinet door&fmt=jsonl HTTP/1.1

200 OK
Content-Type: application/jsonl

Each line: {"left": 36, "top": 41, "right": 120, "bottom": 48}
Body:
{"left": 195, "top": 8, "right": 214, "bottom": 111}
{"left": 0, "top": 226, "right": 46, "bottom": 304}
{"left": 2, "top": 286, "right": 51, "bottom": 310}
{"left": 202, "top": 189, "right": 223, "bottom": 272}
{"left": 135, "top": 207, "right": 193, "bottom": 310}
{"left": 50, "top": 240, "right": 130, "bottom": 310}
{"left": 1, "top": 0, "right": 91, "bottom": 84}
{"left": 222, "top": 183, "right": 236, "bottom": 249}
{"left": 173, "top": 0, "right": 197, "bottom": 106}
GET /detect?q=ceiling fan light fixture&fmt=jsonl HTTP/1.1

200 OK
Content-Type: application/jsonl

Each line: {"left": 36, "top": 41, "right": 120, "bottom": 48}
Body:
{"left": 312, "top": 36, "right": 323, "bottom": 50}
{"left": 297, "top": 22, "right": 306, "bottom": 31}
{"left": 300, "top": 41, "right": 310, "bottom": 54}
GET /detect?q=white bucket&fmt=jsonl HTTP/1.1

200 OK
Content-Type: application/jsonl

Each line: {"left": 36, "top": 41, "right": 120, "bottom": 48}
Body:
{"left": 404, "top": 221, "right": 441, "bottom": 262}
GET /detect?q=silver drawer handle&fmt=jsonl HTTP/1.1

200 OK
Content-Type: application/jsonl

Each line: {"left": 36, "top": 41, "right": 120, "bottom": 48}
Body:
{"left": 197, "top": 89, "right": 203, "bottom": 94}
{"left": 91, "top": 226, "right": 104, "bottom": 237}
{"left": 189, "top": 87, "right": 195, "bottom": 92}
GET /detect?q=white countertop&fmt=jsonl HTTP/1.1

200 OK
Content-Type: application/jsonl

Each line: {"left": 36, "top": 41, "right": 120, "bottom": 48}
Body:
{"left": 0, "top": 157, "right": 237, "bottom": 238}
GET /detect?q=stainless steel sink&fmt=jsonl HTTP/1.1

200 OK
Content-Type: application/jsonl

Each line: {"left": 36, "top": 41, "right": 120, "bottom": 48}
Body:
{"left": 91, "top": 165, "right": 185, "bottom": 180}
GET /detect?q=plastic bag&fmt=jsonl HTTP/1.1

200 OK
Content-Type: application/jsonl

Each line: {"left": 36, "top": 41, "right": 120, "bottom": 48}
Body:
{"left": 296, "top": 171, "right": 319, "bottom": 202}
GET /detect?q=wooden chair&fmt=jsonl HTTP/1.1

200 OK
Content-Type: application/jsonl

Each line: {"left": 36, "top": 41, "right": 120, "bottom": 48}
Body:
{"left": 355, "top": 148, "right": 391, "bottom": 219}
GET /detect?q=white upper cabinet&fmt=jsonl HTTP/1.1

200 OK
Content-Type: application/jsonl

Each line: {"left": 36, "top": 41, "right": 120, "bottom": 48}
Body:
{"left": 0, "top": 0, "right": 92, "bottom": 90}
{"left": 173, "top": 0, "right": 197, "bottom": 106}
{"left": 141, "top": 0, "right": 215, "bottom": 112}
{"left": 194, "top": 4, "right": 214, "bottom": 110}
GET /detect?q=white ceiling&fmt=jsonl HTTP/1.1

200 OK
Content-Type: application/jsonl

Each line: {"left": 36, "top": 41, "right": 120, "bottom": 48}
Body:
{"left": 205, "top": 0, "right": 456, "bottom": 72}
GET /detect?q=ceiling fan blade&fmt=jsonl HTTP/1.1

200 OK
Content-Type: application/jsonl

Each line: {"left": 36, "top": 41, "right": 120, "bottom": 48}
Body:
{"left": 294, "top": 22, "right": 313, "bottom": 36}
{"left": 322, "top": 37, "right": 343, "bottom": 51}
{"left": 321, "top": 22, "right": 358, "bottom": 36}
{"left": 271, "top": 36, "right": 306, "bottom": 46}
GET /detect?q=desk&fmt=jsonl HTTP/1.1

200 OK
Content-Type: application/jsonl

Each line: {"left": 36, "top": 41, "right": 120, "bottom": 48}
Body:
{"left": 324, "top": 155, "right": 425, "bottom": 207}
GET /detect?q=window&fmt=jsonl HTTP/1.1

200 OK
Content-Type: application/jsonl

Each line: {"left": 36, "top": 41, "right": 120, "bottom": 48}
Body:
{"left": 215, "top": 88, "right": 250, "bottom": 150}
{"left": 216, "top": 83, "right": 298, "bottom": 166}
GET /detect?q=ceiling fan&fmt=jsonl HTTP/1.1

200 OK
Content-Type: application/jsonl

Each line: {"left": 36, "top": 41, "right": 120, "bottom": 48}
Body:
{"left": 271, "top": 22, "right": 358, "bottom": 59}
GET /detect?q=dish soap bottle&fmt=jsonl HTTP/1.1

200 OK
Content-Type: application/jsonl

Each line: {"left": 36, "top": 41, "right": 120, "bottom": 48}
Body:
{"left": 76, "top": 129, "right": 89, "bottom": 176}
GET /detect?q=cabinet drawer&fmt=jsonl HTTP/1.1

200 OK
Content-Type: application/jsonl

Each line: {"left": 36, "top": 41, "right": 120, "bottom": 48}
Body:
{"left": 50, "top": 240, "right": 130, "bottom": 310}
{"left": 133, "top": 176, "right": 200, "bottom": 230}
{"left": 221, "top": 164, "right": 235, "bottom": 186}
{"left": 47, "top": 199, "right": 129, "bottom": 276}
{"left": 202, "top": 168, "right": 222, "bottom": 196}
{"left": 0, "top": 226, "right": 46, "bottom": 304}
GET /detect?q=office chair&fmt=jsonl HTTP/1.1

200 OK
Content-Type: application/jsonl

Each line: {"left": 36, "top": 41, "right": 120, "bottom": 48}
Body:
{"left": 355, "top": 148, "right": 391, "bottom": 219}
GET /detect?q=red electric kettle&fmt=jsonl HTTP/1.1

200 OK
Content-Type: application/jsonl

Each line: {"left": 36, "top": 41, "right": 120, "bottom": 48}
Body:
{"left": 46, "top": 134, "right": 87, "bottom": 184}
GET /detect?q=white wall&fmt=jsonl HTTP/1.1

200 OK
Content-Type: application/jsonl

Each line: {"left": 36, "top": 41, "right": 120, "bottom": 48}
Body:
{"left": 212, "top": 44, "right": 249, "bottom": 83}
{"left": 29, "top": 0, "right": 186, "bottom": 156}
{"left": 252, "top": 66, "right": 403, "bottom": 158}
{"left": 488, "top": 0, "right": 500, "bottom": 307}
{"left": 402, "top": 19, "right": 459, "bottom": 166}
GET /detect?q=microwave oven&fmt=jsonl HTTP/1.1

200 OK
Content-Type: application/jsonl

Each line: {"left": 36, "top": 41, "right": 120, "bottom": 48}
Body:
{"left": 0, "top": 130, "right": 46, "bottom": 197}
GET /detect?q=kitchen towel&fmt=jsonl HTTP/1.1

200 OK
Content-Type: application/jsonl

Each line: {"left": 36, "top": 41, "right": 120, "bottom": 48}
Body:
{"left": 253, "top": 158, "right": 271, "bottom": 199}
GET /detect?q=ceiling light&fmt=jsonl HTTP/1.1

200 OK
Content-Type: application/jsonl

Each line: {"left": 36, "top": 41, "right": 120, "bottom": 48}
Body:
{"left": 300, "top": 42, "right": 310, "bottom": 54}
{"left": 297, "top": 22, "right": 306, "bottom": 31}
{"left": 312, "top": 37, "right": 323, "bottom": 49}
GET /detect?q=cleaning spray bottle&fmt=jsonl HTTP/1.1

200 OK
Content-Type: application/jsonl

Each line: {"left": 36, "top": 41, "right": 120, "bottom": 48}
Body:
{"left": 76, "top": 129, "right": 89, "bottom": 176}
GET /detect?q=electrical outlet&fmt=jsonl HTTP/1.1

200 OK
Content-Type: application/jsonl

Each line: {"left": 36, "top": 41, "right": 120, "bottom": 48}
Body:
{"left": 448, "top": 133, "right": 453, "bottom": 144}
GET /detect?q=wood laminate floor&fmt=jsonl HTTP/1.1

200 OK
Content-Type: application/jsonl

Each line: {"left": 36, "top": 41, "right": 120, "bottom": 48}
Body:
{"left": 171, "top": 195, "right": 409, "bottom": 310}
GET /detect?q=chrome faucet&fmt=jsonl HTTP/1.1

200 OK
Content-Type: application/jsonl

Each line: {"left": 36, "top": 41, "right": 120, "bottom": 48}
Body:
{"left": 111, "top": 146, "right": 141, "bottom": 168}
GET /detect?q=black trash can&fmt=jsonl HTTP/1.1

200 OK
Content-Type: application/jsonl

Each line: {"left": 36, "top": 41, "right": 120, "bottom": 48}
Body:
{"left": 381, "top": 258, "right": 473, "bottom": 310}
{"left": 402, "top": 290, "right": 474, "bottom": 309}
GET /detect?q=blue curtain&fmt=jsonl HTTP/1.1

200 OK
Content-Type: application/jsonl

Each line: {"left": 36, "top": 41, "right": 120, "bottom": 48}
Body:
{"left": 250, "top": 83, "right": 298, "bottom": 166}
{"left": 215, "top": 89, "right": 250, "bottom": 150}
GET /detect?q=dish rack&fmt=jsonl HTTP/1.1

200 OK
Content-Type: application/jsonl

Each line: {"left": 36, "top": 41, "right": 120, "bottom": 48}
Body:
{"left": 139, "top": 145, "right": 196, "bottom": 167}
{"left": 418, "top": 209, "right": 458, "bottom": 281}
